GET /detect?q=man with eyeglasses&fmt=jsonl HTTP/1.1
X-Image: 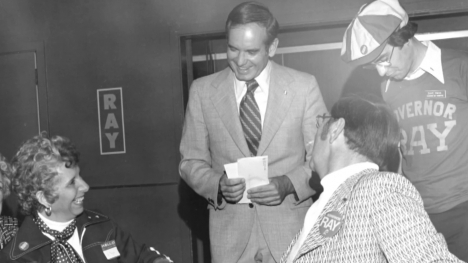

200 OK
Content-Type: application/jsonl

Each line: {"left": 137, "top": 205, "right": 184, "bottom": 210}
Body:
{"left": 341, "top": 0, "right": 468, "bottom": 260}
{"left": 281, "top": 96, "right": 461, "bottom": 263}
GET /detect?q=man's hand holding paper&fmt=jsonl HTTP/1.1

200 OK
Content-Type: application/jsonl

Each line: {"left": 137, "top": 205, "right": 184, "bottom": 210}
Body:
{"left": 219, "top": 173, "right": 245, "bottom": 203}
{"left": 247, "top": 175, "right": 296, "bottom": 206}
{"left": 223, "top": 156, "right": 269, "bottom": 203}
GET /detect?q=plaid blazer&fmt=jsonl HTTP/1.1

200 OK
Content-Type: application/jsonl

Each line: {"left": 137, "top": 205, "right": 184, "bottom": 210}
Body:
{"left": 281, "top": 169, "right": 462, "bottom": 263}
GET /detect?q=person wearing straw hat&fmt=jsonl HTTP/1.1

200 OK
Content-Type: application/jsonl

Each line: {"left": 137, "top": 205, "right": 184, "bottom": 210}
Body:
{"left": 341, "top": 0, "right": 468, "bottom": 261}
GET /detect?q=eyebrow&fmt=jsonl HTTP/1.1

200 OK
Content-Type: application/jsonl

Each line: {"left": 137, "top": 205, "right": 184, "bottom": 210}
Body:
{"left": 65, "top": 176, "right": 76, "bottom": 185}
{"left": 227, "top": 44, "right": 260, "bottom": 53}
{"left": 65, "top": 169, "right": 80, "bottom": 185}
{"left": 247, "top": 48, "right": 260, "bottom": 52}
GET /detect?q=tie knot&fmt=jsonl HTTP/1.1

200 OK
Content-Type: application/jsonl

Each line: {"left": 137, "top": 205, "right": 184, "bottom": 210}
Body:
{"left": 246, "top": 79, "right": 259, "bottom": 93}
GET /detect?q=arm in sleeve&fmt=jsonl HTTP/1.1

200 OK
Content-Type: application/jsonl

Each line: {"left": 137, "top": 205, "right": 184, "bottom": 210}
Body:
{"left": 285, "top": 76, "right": 328, "bottom": 203}
{"left": 179, "top": 81, "right": 225, "bottom": 209}
{"left": 371, "top": 176, "right": 462, "bottom": 262}
{"left": 112, "top": 221, "right": 172, "bottom": 263}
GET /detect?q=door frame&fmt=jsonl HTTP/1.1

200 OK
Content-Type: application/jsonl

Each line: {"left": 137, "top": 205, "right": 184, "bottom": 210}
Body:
{"left": 0, "top": 41, "right": 49, "bottom": 135}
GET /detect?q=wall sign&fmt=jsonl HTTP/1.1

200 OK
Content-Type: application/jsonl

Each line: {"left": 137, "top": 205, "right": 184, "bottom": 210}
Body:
{"left": 97, "top": 87, "right": 126, "bottom": 155}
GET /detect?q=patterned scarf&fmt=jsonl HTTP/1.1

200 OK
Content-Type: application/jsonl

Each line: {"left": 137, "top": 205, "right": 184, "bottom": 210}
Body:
{"left": 0, "top": 216, "right": 18, "bottom": 249}
{"left": 33, "top": 216, "right": 84, "bottom": 263}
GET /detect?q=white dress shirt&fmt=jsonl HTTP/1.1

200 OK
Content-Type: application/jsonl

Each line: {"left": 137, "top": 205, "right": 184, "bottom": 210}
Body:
{"left": 286, "top": 162, "right": 379, "bottom": 263}
{"left": 233, "top": 61, "right": 272, "bottom": 127}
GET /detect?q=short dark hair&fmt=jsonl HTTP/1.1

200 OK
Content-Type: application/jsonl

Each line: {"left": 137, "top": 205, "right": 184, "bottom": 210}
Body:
{"left": 329, "top": 96, "right": 400, "bottom": 172}
{"left": 12, "top": 134, "right": 80, "bottom": 215}
{"left": 225, "top": 1, "right": 279, "bottom": 46}
{"left": 388, "top": 22, "right": 418, "bottom": 47}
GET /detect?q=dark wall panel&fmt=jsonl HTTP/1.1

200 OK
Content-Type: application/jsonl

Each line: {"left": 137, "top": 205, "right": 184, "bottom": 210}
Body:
{"left": 0, "top": 1, "right": 182, "bottom": 187}
{"left": 0, "top": 52, "right": 38, "bottom": 158}
{"left": 42, "top": 1, "right": 179, "bottom": 186}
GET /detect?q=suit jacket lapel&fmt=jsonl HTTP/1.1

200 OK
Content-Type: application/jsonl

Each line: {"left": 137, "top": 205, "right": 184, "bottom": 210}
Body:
{"left": 210, "top": 68, "right": 251, "bottom": 157}
{"left": 257, "top": 62, "right": 295, "bottom": 155}
{"left": 294, "top": 169, "right": 375, "bottom": 261}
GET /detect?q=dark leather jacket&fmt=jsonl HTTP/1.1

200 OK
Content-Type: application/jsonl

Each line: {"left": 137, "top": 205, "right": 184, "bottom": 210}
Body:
{"left": 0, "top": 210, "right": 171, "bottom": 263}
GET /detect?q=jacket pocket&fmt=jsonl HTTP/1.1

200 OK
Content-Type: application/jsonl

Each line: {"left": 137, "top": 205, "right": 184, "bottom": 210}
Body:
{"left": 287, "top": 195, "right": 313, "bottom": 209}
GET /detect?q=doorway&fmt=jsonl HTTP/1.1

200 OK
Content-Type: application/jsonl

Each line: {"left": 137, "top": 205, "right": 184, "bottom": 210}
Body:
{"left": 0, "top": 42, "right": 49, "bottom": 219}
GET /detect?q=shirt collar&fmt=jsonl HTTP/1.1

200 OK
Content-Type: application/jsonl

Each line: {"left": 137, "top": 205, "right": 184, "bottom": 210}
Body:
{"left": 405, "top": 40, "right": 444, "bottom": 83}
{"left": 234, "top": 61, "right": 272, "bottom": 94}
{"left": 321, "top": 162, "right": 379, "bottom": 189}
{"left": 38, "top": 212, "right": 74, "bottom": 231}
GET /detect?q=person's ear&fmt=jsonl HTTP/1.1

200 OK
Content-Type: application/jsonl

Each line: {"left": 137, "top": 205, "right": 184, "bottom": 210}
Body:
{"left": 402, "top": 38, "right": 415, "bottom": 50}
{"left": 268, "top": 38, "right": 279, "bottom": 57}
{"left": 36, "top": 191, "right": 52, "bottom": 208}
{"left": 329, "top": 118, "right": 345, "bottom": 144}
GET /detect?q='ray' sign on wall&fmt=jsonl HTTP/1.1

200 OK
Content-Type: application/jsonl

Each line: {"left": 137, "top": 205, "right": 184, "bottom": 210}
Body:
{"left": 97, "top": 87, "right": 126, "bottom": 155}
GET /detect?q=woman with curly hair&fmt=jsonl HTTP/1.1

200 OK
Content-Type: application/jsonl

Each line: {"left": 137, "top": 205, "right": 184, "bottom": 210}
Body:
{"left": 0, "top": 154, "right": 18, "bottom": 249}
{"left": 0, "top": 134, "right": 172, "bottom": 263}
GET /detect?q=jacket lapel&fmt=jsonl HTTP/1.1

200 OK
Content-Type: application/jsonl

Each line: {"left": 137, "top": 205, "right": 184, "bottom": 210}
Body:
{"left": 257, "top": 62, "right": 295, "bottom": 155}
{"left": 210, "top": 68, "right": 250, "bottom": 157}
{"left": 9, "top": 216, "right": 51, "bottom": 260}
{"left": 7, "top": 210, "right": 110, "bottom": 261}
{"left": 294, "top": 169, "right": 375, "bottom": 261}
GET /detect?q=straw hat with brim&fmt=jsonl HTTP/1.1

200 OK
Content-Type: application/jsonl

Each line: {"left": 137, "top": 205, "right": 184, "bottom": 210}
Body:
{"left": 341, "top": 0, "right": 408, "bottom": 67}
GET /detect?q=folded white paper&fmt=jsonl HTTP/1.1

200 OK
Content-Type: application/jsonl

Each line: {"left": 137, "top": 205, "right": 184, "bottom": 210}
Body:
{"left": 224, "top": 156, "right": 269, "bottom": 203}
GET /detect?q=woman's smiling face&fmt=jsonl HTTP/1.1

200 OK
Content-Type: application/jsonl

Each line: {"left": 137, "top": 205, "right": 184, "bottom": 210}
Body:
{"left": 48, "top": 164, "right": 89, "bottom": 222}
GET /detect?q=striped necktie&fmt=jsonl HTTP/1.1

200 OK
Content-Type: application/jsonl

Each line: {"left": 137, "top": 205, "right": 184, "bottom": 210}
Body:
{"left": 240, "top": 79, "right": 262, "bottom": 156}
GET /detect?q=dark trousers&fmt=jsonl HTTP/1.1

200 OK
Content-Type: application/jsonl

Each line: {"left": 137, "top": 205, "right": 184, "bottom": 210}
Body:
{"left": 429, "top": 200, "right": 468, "bottom": 262}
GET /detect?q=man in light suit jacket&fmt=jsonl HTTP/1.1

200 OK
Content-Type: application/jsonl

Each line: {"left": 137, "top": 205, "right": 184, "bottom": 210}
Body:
{"left": 282, "top": 96, "right": 462, "bottom": 263}
{"left": 179, "top": 2, "right": 327, "bottom": 263}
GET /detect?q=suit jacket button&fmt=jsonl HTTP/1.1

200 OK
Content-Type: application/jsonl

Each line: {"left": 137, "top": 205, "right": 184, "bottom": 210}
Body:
{"left": 249, "top": 203, "right": 254, "bottom": 208}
